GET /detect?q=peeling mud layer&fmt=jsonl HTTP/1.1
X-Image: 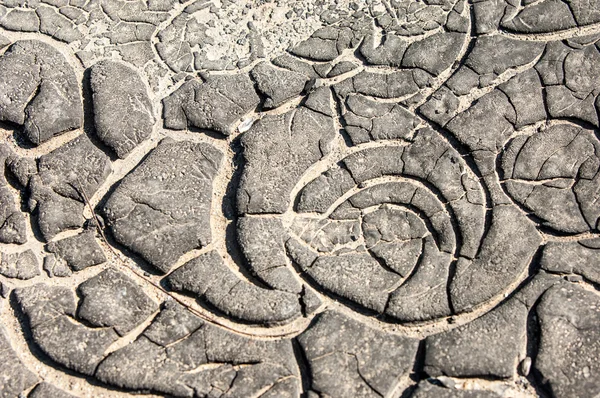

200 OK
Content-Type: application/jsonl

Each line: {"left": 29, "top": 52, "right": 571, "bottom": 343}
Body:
{"left": 1, "top": 0, "right": 600, "bottom": 397}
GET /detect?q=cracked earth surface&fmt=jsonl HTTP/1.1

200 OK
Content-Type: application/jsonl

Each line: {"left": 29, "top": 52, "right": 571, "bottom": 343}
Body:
{"left": 0, "top": 0, "right": 600, "bottom": 397}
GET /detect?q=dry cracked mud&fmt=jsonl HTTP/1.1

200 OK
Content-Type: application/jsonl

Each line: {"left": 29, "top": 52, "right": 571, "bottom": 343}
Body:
{"left": 0, "top": 0, "right": 600, "bottom": 397}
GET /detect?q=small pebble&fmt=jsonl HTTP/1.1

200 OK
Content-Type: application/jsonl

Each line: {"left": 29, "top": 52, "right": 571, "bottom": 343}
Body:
{"left": 583, "top": 366, "right": 591, "bottom": 378}
{"left": 565, "top": 275, "right": 583, "bottom": 283}
{"left": 520, "top": 357, "right": 532, "bottom": 376}
{"left": 436, "top": 376, "right": 457, "bottom": 389}
{"left": 238, "top": 117, "right": 257, "bottom": 133}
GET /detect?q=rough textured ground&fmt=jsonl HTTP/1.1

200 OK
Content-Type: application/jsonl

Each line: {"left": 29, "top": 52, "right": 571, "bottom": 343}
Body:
{"left": 0, "top": 0, "right": 599, "bottom": 397}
